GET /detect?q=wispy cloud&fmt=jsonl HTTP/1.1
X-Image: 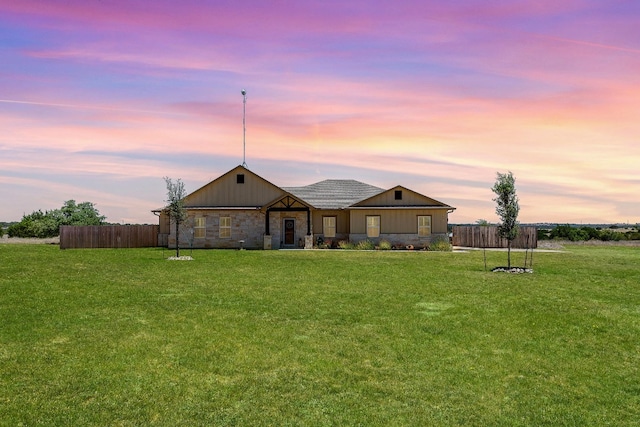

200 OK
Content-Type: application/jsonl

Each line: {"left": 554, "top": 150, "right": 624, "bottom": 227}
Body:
{"left": 0, "top": 98, "right": 183, "bottom": 116}
{"left": 1, "top": 1, "right": 639, "bottom": 224}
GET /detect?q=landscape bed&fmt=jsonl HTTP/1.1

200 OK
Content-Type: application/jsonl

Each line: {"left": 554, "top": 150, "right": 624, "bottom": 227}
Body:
{"left": 1, "top": 244, "right": 638, "bottom": 425}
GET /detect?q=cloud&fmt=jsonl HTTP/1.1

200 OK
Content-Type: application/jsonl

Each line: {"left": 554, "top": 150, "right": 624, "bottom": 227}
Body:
{"left": 1, "top": 1, "right": 639, "bottom": 224}
{"left": 0, "top": 98, "right": 182, "bottom": 116}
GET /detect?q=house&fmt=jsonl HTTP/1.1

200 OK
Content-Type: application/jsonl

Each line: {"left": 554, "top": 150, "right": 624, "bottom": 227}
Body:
{"left": 155, "top": 165, "right": 455, "bottom": 250}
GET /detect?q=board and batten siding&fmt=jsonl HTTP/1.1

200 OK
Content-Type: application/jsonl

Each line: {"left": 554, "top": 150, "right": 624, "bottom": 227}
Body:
{"left": 350, "top": 209, "right": 448, "bottom": 234}
{"left": 356, "top": 187, "right": 444, "bottom": 207}
{"left": 185, "top": 166, "right": 285, "bottom": 208}
{"left": 311, "top": 210, "right": 350, "bottom": 236}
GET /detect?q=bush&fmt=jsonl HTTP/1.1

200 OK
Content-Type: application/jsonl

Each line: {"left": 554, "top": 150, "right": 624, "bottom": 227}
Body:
{"left": 7, "top": 200, "right": 106, "bottom": 238}
{"left": 338, "top": 240, "right": 355, "bottom": 250}
{"left": 8, "top": 211, "right": 59, "bottom": 238}
{"left": 549, "top": 224, "right": 627, "bottom": 242}
{"left": 626, "top": 231, "right": 640, "bottom": 241}
{"left": 599, "top": 230, "right": 622, "bottom": 241}
{"left": 429, "top": 236, "right": 452, "bottom": 252}
{"left": 550, "top": 224, "right": 589, "bottom": 241}
{"left": 378, "top": 240, "right": 392, "bottom": 250}
{"left": 537, "top": 229, "right": 552, "bottom": 240}
{"left": 355, "top": 239, "right": 375, "bottom": 250}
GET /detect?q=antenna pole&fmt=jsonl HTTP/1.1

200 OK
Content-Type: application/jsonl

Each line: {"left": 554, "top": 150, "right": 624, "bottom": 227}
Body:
{"left": 241, "top": 89, "right": 247, "bottom": 167}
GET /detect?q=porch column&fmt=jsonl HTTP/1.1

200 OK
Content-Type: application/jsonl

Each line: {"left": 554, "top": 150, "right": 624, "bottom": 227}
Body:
{"left": 265, "top": 208, "right": 270, "bottom": 235}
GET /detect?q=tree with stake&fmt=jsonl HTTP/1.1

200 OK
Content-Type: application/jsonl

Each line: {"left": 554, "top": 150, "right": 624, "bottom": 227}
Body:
{"left": 164, "top": 177, "right": 187, "bottom": 257}
{"left": 492, "top": 171, "right": 520, "bottom": 269}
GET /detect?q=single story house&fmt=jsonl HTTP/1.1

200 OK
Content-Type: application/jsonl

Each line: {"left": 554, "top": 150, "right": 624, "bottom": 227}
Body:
{"left": 154, "top": 165, "right": 455, "bottom": 250}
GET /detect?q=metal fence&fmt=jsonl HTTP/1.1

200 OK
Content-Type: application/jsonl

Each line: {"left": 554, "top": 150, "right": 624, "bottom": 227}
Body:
{"left": 452, "top": 226, "right": 537, "bottom": 249}
{"left": 59, "top": 225, "right": 159, "bottom": 249}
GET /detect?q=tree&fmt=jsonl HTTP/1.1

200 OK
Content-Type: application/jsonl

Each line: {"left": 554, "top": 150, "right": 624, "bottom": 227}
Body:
{"left": 58, "top": 200, "right": 106, "bottom": 225}
{"left": 7, "top": 200, "right": 106, "bottom": 238}
{"left": 164, "top": 177, "right": 187, "bottom": 257}
{"left": 491, "top": 171, "right": 520, "bottom": 269}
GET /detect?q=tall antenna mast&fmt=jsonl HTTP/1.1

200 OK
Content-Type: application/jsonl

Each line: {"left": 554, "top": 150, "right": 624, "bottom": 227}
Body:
{"left": 241, "top": 89, "right": 247, "bottom": 167}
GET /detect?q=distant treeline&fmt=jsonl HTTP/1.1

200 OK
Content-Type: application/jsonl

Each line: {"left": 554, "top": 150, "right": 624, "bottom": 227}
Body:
{"left": 538, "top": 224, "right": 640, "bottom": 241}
{"left": 0, "top": 221, "right": 16, "bottom": 232}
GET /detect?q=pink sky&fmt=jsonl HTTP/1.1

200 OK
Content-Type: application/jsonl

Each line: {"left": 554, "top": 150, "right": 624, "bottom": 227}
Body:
{"left": 1, "top": 0, "right": 639, "bottom": 225}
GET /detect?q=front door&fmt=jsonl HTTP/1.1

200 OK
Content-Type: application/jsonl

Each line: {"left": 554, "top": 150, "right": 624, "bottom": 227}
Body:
{"left": 284, "top": 219, "right": 295, "bottom": 246}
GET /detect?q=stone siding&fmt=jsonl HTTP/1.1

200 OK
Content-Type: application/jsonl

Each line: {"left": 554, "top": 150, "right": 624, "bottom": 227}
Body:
{"left": 168, "top": 210, "right": 266, "bottom": 250}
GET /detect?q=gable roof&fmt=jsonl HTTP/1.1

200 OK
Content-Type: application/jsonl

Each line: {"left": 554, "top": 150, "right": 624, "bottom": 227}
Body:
{"left": 283, "top": 179, "right": 384, "bottom": 209}
{"left": 153, "top": 167, "right": 455, "bottom": 213}
{"left": 353, "top": 185, "right": 454, "bottom": 209}
{"left": 182, "top": 165, "right": 287, "bottom": 208}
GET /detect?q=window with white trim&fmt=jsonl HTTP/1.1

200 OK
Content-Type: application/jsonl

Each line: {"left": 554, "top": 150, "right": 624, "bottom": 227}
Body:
{"left": 366, "top": 215, "right": 380, "bottom": 238}
{"left": 323, "top": 216, "right": 336, "bottom": 238}
{"left": 418, "top": 215, "right": 432, "bottom": 236}
{"left": 194, "top": 217, "right": 206, "bottom": 238}
{"left": 219, "top": 216, "right": 231, "bottom": 238}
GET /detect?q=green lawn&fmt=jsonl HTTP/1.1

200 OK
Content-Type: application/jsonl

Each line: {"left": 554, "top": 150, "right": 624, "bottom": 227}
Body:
{"left": 1, "top": 245, "right": 639, "bottom": 426}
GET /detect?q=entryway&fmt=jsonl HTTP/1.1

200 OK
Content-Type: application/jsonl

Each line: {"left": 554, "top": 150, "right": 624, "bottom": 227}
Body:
{"left": 283, "top": 219, "right": 295, "bottom": 246}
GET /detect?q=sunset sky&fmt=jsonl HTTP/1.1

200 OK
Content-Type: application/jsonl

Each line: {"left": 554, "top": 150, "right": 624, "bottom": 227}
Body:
{"left": 1, "top": 0, "right": 639, "bottom": 225}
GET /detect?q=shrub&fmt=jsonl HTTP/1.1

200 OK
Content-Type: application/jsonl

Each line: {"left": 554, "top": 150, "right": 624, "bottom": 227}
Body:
{"left": 549, "top": 224, "right": 628, "bottom": 242}
{"left": 7, "top": 200, "right": 106, "bottom": 238}
{"left": 429, "top": 236, "right": 452, "bottom": 252}
{"left": 599, "top": 230, "right": 622, "bottom": 241}
{"left": 355, "top": 239, "right": 375, "bottom": 250}
{"left": 338, "top": 240, "right": 355, "bottom": 250}
{"left": 537, "top": 229, "right": 552, "bottom": 240}
{"left": 378, "top": 240, "right": 392, "bottom": 250}
{"left": 626, "top": 231, "right": 640, "bottom": 241}
{"left": 550, "top": 224, "right": 588, "bottom": 241}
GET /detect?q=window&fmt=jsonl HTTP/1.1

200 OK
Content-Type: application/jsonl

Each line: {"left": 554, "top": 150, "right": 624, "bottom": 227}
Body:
{"left": 237, "top": 174, "right": 245, "bottom": 184}
{"left": 418, "top": 215, "right": 432, "bottom": 236}
{"left": 366, "top": 216, "right": 380, "bottom": 238}
{"left": 219, "top": 216, "right": 231, "bottom": 238}
{"left": 323, "top": 216, "right": 336, "bottom": 238}
{"left": 194, "top": 217, "right": 206, "bottom": 238}
{"left": 395, "top": 190, "right": 402, "bottom": 200}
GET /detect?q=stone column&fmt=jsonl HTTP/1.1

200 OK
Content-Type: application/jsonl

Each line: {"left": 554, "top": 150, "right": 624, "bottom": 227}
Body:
{"left": 304, "top": 235, "right": 313, "bottom": 249}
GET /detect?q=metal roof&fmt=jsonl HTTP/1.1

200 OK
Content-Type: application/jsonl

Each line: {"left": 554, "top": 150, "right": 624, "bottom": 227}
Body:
{"left": 283, "top": 179, "right": 384, "bottom": 209}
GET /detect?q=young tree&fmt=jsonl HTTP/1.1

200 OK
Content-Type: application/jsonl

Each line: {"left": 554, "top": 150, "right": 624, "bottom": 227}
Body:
{"left": 164, "top": 177, "right": 187, "bottom": 257}
{"left": 492, "top": 171, "right": 520, "bottom": 269}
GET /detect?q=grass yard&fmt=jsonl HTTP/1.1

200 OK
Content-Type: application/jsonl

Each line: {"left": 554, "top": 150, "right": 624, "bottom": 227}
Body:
{"left": 1, "top": 245, "right": 639, "bottom": 426}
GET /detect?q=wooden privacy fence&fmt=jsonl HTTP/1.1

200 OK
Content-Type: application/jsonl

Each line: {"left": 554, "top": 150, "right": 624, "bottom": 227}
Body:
{"left": 60, "top": 225, "right": 159, "bottom": 249}
{"left": 452, "top": 226, "right": 537, "bottom": 249}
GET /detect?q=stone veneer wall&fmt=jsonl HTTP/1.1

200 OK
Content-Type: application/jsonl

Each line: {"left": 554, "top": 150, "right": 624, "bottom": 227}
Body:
{"left": 167, "top": 210, "right": 314, "bottom": 250}
{"left": 168, "top": 210, "right": 266, "bottom": 250}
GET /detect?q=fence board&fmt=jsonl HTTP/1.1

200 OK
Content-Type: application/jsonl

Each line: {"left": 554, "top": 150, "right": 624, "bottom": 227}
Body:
{"left": 452, "top": 226, "right": 537, "bottom": 248}
{"left": 60, "top": 225, "right": 159, "bottom": 249}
